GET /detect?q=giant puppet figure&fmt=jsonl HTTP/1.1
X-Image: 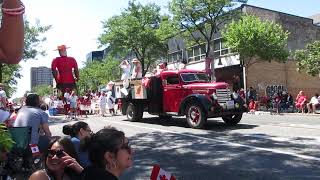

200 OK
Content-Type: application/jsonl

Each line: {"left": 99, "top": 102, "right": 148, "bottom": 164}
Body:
{"left": 51, "top": 45, "right": 79, "bottom": 94}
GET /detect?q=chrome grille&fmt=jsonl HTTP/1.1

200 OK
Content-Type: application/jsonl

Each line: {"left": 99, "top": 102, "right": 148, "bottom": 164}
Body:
{"left": 216, "top": 89, "right": 231, "bottom": 104}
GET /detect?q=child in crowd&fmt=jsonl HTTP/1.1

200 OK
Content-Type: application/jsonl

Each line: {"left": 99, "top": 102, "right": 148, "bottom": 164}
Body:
{"left": 248, "top": 98, "right": 257, "bottom": 114}
{"left": 106, "top": 90, "right": 115, "bottom": 116}
{"left": 69, "top": 91, "right": 78, "bottom": 120}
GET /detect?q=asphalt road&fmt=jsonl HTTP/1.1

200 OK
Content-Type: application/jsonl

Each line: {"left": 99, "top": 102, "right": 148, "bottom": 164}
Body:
{"left": 49, "top": 113, "right": 320, "bottom": 180}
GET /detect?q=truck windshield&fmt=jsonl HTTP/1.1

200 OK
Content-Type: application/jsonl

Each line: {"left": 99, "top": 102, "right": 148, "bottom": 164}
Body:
{"left": 181, "top": 73, "right": 209, "bottom": 83}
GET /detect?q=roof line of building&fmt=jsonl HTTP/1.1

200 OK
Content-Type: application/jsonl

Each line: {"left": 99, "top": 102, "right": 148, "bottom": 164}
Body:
{"left": 242, "top": 4, "right": 316, "bottom": 24}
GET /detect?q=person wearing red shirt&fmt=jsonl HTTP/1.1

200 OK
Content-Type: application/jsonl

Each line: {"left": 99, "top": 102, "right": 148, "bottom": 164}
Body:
{"left": 295, "top": 91, "right": 307, "bottom": 113}
{"left": 248, "top": 98, "right": 257, "bottom": 114}
{"left": 51, "top": 45, "right": 79, "bottom": 93}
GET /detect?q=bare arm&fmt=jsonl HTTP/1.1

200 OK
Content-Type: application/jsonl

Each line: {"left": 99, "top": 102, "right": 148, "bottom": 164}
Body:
{"left": 0, "top": 0, "right": 24, "bottom": 64}
{"left": 29, "top": 170, "right": 49, "bottom": 180}
{"left": 0, "top": 97, "right": 6, "bottom": 108}
{"left": 41, "top": 123, "right": 52, "bottom": 137}
{"left": 73, "top": 59, "right": 79, "bottom": 80}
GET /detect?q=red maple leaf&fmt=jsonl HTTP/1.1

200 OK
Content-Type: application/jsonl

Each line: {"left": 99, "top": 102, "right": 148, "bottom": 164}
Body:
{"left": 160, "top": 175, "right": 168, "bottom": 180}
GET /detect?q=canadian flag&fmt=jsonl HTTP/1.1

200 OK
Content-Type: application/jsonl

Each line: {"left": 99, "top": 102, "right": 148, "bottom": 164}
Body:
{"left": 150, "top": 165, "right": 176, "bottom": 180}
{"left": 29, "top": 144, "right": 40, "bottom": 156}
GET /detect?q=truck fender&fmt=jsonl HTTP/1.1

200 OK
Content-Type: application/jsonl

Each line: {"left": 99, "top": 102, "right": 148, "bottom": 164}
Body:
{"left": 179, "top": 94, "right": 211, "bottom": 115}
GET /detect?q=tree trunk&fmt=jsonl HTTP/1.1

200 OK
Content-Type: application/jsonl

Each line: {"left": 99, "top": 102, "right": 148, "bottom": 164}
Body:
{"left": 141, "top": 57, "right": 145, "bottom": 76}
{"left": 0, "top": 63, "right": 2, "bottom": 83}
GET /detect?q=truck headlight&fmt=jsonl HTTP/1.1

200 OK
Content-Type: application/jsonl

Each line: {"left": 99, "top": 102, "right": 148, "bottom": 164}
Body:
{"left": 232, "top": 92, "right": 239, "bottom": 100}
{"left": 212, "top": 93, "right": 218, "bottom": 100}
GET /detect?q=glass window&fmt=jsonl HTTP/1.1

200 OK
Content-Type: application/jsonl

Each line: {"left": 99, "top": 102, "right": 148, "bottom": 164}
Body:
{"left": 221, "top": 49, "right": 229, "bottom": 55}
{"left": 213, "top": 39, "right": 220, "bottom": 51}
{"left": 194, "top": 46, "right": 200, "bottom": 57}
{"left": 181, "top": 73, "right": 209, "bottom": 83}
{"left": 181, "top": 73, "right": 197, "bottom": 82}
{"left": 200, "top": 44, "right": 206, "bottom": 55}
{"left": 221, "top": 39, "right": 227, "bottom": 49}
{"left": 166, "top": 75, "right": 180, "bottom": 85}
{"left": 214, "top": 51, "right": 220, "bottom": 57}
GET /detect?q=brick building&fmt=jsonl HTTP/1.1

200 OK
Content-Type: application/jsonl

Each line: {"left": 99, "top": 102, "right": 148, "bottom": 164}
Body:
{"left": 167, "top": 4, "right": 320, "bottom": 99}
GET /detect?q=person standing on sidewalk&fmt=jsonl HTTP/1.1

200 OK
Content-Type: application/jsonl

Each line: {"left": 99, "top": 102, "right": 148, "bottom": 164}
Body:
{"left": 0, "top": 83, "right": 10, "bottom": 123}
{"left": 99, "top": 92, "right": 107, "bottom": 117}
{"left": 106, "top": 90, "right": 115, "bottom": 116}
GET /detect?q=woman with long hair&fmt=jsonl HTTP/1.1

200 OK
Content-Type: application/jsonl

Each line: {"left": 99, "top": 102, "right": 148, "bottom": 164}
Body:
{"left": 29, "top": 137, "right": 83, "bottom": 180}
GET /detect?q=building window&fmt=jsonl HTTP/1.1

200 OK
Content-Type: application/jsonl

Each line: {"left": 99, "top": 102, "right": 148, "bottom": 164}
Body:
{"left": 211, "top": 38, "right": 231, "bottom": 58}
{"left": 167, "top": 37, "right": 231, "bottom": 64}
{"left": 187, "top": 43, "right": 206, "bottom": 63}
{"left": 168, "top": 50, "right": 183, "bottom": 63}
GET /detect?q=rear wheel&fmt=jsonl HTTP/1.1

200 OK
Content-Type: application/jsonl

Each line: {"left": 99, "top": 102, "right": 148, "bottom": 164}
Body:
{"left": 222, "top": 113, "right": 243, "bottom": 125}
{"left": 126, "top": 103, "right": 143, "bottom": 122}
{"left": 186, "top": 102, "right": 207, "bottom": 129}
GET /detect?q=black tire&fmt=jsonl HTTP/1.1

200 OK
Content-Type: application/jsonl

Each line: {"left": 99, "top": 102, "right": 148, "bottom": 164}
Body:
{"left": 185, "top": 102, "right": 207, "bottom": 129}
{"left": 158, "top": 115, "right": 172, "bottom": 120}
{"left": 126, "top": 103, "right": 143, "bottom": 122}
{"left": 222, "top": 113, "right": 243, "bottom": 125}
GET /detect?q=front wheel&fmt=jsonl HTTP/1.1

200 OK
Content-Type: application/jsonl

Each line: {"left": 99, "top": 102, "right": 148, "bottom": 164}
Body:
{"left": 222, "top": 113, "right": 243, "bottom": 125}
{"left": 126, "top": 103, "right": 143, "bottom": 122}
{"left": 186, "top": 103, "right": 207, "bottom": 129}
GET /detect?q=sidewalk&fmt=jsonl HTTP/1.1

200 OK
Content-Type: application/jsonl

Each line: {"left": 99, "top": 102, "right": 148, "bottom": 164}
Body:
{"left": 248, "top": 110, "right": 320, "bottom": 116}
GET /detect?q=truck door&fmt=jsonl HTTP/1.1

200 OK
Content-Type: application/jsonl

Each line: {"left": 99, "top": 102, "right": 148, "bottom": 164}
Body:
{"left": 163, "top": 74, "right": 184, "bottom": 113}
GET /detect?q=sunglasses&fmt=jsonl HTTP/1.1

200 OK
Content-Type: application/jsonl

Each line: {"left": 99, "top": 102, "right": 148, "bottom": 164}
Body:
{"left": 47, "top": 149, "right": 65, "bottom": 158}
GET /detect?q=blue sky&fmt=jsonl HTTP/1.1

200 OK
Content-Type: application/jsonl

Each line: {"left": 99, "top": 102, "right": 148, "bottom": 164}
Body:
{"left": 13, "top": 0, "right": 320, "bottom": 98}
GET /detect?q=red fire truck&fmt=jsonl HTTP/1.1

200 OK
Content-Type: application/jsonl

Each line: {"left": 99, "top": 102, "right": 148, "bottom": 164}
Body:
{"left": 114, "top": 69, "right": 246, "bottom": 129}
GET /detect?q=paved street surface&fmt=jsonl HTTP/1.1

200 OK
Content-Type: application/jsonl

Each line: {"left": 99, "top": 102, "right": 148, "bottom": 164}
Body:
{"left": 49, "top": 113, "right": 320, "bottom": 180}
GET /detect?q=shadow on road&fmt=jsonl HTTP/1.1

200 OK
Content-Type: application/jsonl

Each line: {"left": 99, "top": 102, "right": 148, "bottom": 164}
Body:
{"left": 123, "top": 116, "right": 257, "bottom": 132}
{"left": 120, "top": 124, "right": 320, "bottom": 180}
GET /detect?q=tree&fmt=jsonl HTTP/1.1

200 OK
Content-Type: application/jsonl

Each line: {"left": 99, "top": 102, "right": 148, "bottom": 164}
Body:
{"left": 295, "top": 41, "right": 320, "bottom": 77}
{"left": 0, "top": 19, "right": 51, "bottom": 96}
{"left": 222, "top": 15, "right": 289, "bottom": 90}
{"left": 169, "top": 0, "right": 247, "bottom": 79}
{"left": 32, "top": 84, "right": 53, "bottom": 97}
{"left": 78, "top": 57, "right": 121, "bottom": 94}
{"left": 99, "top": 0, "right": 167, "bottom": 75}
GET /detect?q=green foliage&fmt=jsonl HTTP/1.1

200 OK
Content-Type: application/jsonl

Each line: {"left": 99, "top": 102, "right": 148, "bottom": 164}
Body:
{"left": 0, "top": 19, "right": 51, "bottom": 97}
{"left": 32, "top": 84, "right": 53, "bottom": 97}
{"left": 295, "top": 41, "right": 320, "bottom": 77}
{"left": 222, "top": 15, "right": 289, "bottom": 67}
{"left": 99, "top": 0, "right": 170, "bottom": 74}
{"left": 78, "top": 57, "right": 121, "bottom": 94}
{"left": 23, "top": 20, "right": 52, "bottom": 60}
{"left": 169, "top": 0, "right": 247, "bottom": 56}
{"left": 0, "top": 124, "right": 15, "bottom": 155}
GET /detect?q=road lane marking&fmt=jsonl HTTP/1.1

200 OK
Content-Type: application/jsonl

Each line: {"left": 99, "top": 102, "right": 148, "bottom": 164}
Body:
{"left": 107, "top": 120, "right": 320, "bottom": 162}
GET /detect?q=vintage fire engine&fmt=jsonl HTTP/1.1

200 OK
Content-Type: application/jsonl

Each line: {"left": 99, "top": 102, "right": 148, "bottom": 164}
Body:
{"left": 114, "top": 69, "right": 246, "bottom": 129}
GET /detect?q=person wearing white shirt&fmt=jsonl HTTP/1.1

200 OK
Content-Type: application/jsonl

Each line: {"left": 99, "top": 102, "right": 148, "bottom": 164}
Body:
{"left": 307, "top": 93, "right": 320, "bottom": 113}
{"left": 99, "top": 92, "right": 107, "bottom": 117}
{"left": 0, "top": 83, "right": 10, "bottom": 123}
{"left": 69, "top": 91, "right": 78, "bottom": 119}
{"left": 106, "top": 90, "right": 115, "bottom": 116}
